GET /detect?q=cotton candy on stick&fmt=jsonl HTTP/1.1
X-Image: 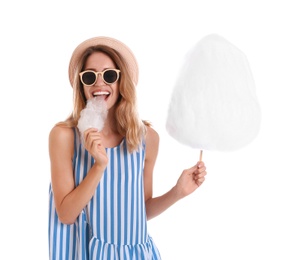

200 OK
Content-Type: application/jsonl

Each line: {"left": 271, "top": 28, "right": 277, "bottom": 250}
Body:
{"left": 166, "top": 34, "right": 261, "bottom": 159}
{"left": 77, "top": 97, "right": 108, "bottom": 142}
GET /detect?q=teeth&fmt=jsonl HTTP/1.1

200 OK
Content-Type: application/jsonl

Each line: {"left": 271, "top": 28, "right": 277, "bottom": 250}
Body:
{"left": 93, "top": 91, "right": 109, "bottom": 96}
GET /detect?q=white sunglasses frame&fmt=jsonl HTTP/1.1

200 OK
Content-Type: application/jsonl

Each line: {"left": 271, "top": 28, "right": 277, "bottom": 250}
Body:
{"left": 79, "top": 69, "right": 121, "bottom": 86}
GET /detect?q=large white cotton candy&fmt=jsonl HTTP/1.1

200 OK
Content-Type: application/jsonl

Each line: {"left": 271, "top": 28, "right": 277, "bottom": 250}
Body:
{"left": 166, "top": 34, "right": 261, "bottom": 151}
{"left": 77, "top": 97, "right": 108, "bottom": 136}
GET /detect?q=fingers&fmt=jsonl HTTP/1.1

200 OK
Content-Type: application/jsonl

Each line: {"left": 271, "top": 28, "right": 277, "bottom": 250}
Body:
{"left": 84, "top": 128, "right": 99, "bottom": 139}
{"left": 197, "top": 161, "right": 205, "bottom": 169}
{"left": 186, "top": 162, "right": 206, "bottom": 176}
{"left": 194, "top": 161, "right": 207, "bottom": 185}
{"left": 84, "top": 128, "right": 100, "bottom": 141}
{"left": 84, "top": 128, "right": 102, "bottom": 150}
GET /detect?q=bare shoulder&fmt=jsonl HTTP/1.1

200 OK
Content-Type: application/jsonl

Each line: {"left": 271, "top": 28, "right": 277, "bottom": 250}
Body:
{"left": 49, "top": 124, "right": 74, "bottom": 143}
{"left": 145, "top": 125, "right": 159, "bottom": 162}
{"left": 143, "top": 126, "right": 159, "bottom": 184}
{"left": 49, "top": 125, "right": 74, "bottom": 158}
{"left": 145, "top": 125, "right": 159, "bottom": 146}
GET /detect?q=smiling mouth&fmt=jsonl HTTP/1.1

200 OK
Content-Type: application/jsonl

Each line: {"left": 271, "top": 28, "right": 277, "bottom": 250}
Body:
{"left": 92, "top": 91, "right": 110, "bottom": 99}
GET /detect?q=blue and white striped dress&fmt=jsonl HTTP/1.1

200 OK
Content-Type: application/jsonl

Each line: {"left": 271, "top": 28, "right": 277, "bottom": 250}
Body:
{"left": 49, "top": 128, "right": 161, "bottom": 259}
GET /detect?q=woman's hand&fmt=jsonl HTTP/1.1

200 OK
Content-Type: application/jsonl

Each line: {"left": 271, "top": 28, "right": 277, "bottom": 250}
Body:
{"left": 175, "top": 161, "right": 207, "bottom": 199}
{"left": 83, "top": 128, "right": 108, "bottom": 168}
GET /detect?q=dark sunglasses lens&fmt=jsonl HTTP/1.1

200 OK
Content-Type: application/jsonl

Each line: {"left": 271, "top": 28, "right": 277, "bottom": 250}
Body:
{"left": 104, "top": 70, "right": 118, "bottom": 83}
{"left": 82, "top": 72, "right": 96, "bottom": 85}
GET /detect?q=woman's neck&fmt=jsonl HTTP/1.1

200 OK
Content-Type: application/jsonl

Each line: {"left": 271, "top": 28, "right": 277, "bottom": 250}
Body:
{"left": 101, "top": 115, "right": 123, "bottom": 148}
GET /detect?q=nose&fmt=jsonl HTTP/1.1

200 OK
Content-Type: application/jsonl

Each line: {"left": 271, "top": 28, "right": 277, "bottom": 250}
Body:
{"left": 95, "top": 72, "right": 105, "bottom": 85}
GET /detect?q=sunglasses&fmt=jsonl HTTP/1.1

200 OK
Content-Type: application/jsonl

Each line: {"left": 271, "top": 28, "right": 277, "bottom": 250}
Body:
{"left": 79, "top": 69, "right": 121, "bottom": 86}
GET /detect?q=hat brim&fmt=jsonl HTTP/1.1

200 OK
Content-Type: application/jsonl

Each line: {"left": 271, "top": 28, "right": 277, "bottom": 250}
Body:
{"left": 68, "top": 36, "right": 139, "bottom": 87}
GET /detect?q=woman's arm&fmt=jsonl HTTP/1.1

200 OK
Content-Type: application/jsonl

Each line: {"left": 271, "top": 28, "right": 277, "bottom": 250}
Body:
{"left": 49, "top": 126, "right": 107, "bottom": 224}
{"left": 144, "top": 126, "right": 207, "bottom": 220}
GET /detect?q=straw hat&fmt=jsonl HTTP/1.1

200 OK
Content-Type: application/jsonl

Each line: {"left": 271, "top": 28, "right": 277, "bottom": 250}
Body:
{"left": 68, "top": 36, "right": 139, "bottom": 87}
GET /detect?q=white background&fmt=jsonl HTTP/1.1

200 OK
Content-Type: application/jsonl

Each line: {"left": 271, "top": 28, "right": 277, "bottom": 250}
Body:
{"left": 1, "top": 0, "right": 284, "bottom": 259}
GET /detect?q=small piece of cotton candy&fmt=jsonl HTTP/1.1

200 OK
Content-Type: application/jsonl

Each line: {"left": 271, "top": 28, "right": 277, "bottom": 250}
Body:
{"left": 166, "top": 34, "right": 261, "bottom": 152}
{"left": 77, "top": 97, "right": 108, "bottom": 135}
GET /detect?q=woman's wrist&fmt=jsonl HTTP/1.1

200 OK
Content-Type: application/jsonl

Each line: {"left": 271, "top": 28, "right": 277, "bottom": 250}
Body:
{"left": 91, "top": 162, "right": 107, "bottom": 175}
{"left": 170, "top": 185, "right": 184, "bottom": 202}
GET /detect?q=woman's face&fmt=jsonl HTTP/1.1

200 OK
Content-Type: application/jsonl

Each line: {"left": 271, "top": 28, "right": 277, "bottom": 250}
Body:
{"left": 82, "top": 51, "right": 120, "bottom": 110}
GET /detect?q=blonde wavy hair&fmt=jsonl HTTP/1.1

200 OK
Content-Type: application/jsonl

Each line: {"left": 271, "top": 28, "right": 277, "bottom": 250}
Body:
{"left": 58, "top": 45, "right": 150, "bottom": 152}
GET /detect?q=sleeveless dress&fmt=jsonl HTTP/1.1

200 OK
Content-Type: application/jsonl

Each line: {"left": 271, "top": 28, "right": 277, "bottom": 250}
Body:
{"left": 48, "top": 128, "right": 161, "bottom": 259}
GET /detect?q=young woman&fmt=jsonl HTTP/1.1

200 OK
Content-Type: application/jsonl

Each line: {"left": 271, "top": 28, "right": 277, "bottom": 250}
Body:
{"left": 48, "top": 36, "right": 207, "bottom": 259}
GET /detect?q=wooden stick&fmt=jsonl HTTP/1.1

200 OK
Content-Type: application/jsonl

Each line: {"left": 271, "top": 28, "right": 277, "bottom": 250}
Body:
{"left": 199, "top": 150, "right": 203, "bottom": 161}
